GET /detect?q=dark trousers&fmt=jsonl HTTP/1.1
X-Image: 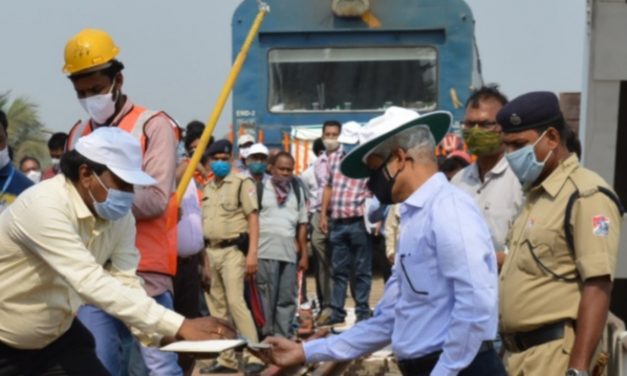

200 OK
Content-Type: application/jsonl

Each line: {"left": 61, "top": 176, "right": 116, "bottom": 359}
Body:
{"left": 329, "top": 219, "right": 372, "bottom": 321}
{"left": 173, "top": 254, "right": 201, "bottom": 374}
{"left": 173, "top": 254, "right": 201, "bottom": 319}
{"left": 398, "top": 348, "right": 506, "bottom": 376}
{"left": 0, "top": 319, "right": 110, "bottom": 376}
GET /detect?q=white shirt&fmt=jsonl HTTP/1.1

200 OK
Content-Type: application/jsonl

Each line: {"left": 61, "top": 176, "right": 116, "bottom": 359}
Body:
{"left": 0, "top": 175, "right": 183, "bottom": 349}
{"left": 451, "top": 157, "right": 524, "bottom": 252}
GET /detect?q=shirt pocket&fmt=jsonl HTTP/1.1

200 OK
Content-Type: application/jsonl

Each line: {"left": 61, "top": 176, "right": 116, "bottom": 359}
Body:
{"left": 516, "top": 229, "right": 560, "bottom": 276}
{"left": 220, "top": 194, "right": 241, "bottom": 213}
{"left": 399, "top": 252, "right": 434, "bottom": 300}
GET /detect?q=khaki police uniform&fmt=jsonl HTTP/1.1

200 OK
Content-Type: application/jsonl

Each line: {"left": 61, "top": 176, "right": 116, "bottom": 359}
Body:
{"left": 499, "top": 154, "right": 621, "bottom": 375}
{"left": 202, "top": 172, "right": 262, "bottom": 368}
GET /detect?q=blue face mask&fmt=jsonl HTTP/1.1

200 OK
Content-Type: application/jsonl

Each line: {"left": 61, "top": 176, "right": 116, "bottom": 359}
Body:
{"left": 342, "top": 143, "right": 357, "bottom": 154}
{"left": 505, "top": 130, "right": 553, "bottom": 190}
{"left": 248, "top": 161, "right": 267, "bottom": 176}
{"left": 89, "top": 173, "right": 135, "bottom": 221}
{"left": 210, "top": 160, "right": 231, "bottom": 178}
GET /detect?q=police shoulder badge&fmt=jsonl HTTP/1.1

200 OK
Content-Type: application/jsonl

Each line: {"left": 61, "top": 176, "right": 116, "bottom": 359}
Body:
{"left": 592, "top": 215, "right": 610, "bottom": 237}
{"left": 510, "top": 113, "right": 522, "bottom": 126}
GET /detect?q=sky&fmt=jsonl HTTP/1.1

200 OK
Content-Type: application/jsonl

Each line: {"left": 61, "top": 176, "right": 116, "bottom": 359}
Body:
{"left": 1, "top": 0, "right": 586, "bottom": 136}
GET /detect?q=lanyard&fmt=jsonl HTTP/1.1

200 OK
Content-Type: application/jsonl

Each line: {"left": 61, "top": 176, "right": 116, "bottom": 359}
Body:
{"left": 0, "top": 165, "right": 16, "bottom": 197}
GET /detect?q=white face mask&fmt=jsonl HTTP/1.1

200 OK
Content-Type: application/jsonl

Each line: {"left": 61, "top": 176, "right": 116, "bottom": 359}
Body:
{"left": 79, "top": 83, "right": 117, "bottom": 124}
{"left": 50, "top": 157, "right": 61, "bottom": 166}
{"left": 0, "top": 147, "right": 10, "bottom": 169}
{"left": 240, "top": 147, "right": 251, "bottom": 159}
{"left": 26, "top": 170, "right": 41, "bottom": 183}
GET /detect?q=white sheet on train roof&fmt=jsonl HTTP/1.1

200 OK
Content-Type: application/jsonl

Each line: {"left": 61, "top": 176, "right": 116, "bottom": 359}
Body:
{"left": 161, "top": 339, "right": 245, "bottom": 353}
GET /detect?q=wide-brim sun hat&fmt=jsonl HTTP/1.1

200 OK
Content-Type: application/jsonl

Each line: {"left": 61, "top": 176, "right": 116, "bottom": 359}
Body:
{"left": 340, "top": 106, "right": 452, "bottom": 179}
{"left": 75, "top": 127, "right": 157, "bottom": 186}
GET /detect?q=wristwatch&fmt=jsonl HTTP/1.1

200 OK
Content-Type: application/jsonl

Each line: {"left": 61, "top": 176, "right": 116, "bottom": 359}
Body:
{"left": 566, "top": 369, "right": 589, "bottom": 376}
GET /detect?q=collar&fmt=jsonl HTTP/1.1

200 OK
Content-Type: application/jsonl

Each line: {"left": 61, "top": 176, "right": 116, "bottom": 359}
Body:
{"left": 64, "top": 177, "right": 94, "bottom": 220}
{"left": 467, "top": 156, "right": 509, "bottom": 183}
{"left": 210, "top": 172, "right": 237, "bottom": 187}
{"left": 536, "top": 153, "right": 579, "bottom": 198}
{"left": 403, "top": 172, "right": 447, "bottom": 210}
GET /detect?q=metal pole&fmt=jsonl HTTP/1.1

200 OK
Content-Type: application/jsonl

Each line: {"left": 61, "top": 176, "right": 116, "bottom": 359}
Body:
{"left": 175, "top": 2, "right": 270, "bottom": 204}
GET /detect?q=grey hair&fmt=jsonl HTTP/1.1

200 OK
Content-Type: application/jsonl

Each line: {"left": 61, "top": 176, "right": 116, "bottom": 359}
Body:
{"left": 367, "top": 125, "right": 437, "bottom": 164}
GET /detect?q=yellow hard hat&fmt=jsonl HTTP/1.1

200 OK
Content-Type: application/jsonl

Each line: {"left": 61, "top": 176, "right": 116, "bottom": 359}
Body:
{"left": 63, "top": 29, "right": 120, "bottom": 75}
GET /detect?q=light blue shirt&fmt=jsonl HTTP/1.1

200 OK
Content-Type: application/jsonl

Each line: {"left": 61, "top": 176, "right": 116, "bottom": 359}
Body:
{"left": 304, "top": 173, "right": 498, "bottom": 376}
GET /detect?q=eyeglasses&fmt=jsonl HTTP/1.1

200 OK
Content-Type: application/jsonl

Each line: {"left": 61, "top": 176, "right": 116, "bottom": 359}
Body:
{"left": 460, "top": 120, "right": 498, "bottom": 129}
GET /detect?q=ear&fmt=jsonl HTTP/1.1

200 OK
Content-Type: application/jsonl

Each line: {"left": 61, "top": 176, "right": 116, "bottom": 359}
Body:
{"left": 78, "top": 164, "right": 94, "bottom": 190}
{"left": 546, "top": 127, "right": 561, "bottom": 149}
{"left": 115, "top": 72, "right": 124, "bottom": 88}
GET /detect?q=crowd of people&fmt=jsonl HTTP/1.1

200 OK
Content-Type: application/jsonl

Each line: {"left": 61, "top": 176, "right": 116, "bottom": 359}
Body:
{"left": 0, "top": 27, "right": 623, "bottom": 376}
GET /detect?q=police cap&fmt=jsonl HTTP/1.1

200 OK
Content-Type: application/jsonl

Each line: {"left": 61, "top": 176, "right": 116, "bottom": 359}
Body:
{"left": 206, "top": 139, "right": 232, "bottom": 156}
{"left": 496, "top": 91, "right": 564, "bottom": 133}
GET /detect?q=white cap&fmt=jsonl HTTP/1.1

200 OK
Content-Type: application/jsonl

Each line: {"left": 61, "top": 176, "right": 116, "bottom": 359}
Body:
{"left": 75, "top": 127, "right": 157, "bottom": 186}
{"left": 337, "top": 121, "right": 361, "bottom": 144}
{"left": 247, "top": 143, "right": 269, "bottom": 157}
{"left": 237, "top": 134, "right": 255, "bottom": 146}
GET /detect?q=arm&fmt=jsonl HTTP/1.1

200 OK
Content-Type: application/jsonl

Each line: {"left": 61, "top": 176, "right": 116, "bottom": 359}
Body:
{"left": 567, "top": 191, "right": 621, "bottom": 371}
{"left": 384, "top": 205, "right": 399, "bottom": 265}
{"left": 266, "top": 271, "right": 400, "bottom": 366}
{"left": 245, "top": 211, "right": 259, "bottom": 278}
{"left": 297, "top": 224, "right": 308, "bottom": 272}
{"left": 132, "top": 116, "right": 177, "bottom": 219}
{"left": 367, "top": 197, "right": 387, "bottom": 223}
{"left": 10, "top": 200, "right": 183, "bottom": 338}
{"left": 431, "top": 194, "right": 498, "bottom": 375}
{"left": 319, "top": 185, "right": 332, "bottom": 234}
{"left": 568, "top": 276, "right": 612, "bottom": 371}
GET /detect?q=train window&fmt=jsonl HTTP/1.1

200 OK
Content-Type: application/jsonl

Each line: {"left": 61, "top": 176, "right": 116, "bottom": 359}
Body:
{"left": 268, "top": 47, "right": 437, "bottom": 113}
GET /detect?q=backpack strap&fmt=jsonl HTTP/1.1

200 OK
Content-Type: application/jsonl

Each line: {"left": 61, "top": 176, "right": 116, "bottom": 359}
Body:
{"left": 291, "top": 177, "right": 303, "bottom": 209}
{"left": 256, "top": 180, "right": 264, "bottom": 210}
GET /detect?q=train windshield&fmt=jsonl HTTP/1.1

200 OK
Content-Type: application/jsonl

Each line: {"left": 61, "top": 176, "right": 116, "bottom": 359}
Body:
{"left": 268, "top": 47, "right": 437, "bottom": 113}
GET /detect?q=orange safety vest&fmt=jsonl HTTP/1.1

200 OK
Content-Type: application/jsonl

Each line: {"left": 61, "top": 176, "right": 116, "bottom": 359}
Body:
{"left": 67, "top": 105, "right": 180, "bottom": 276}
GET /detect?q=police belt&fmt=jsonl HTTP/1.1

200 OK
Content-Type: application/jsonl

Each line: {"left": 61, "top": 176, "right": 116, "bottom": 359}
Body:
{"left": 397, "top": 341, "right": 493, "bottom": 375}
{"left": 204, "top": 238, "right": 239, "bottom": 249}
{"left": 501, "top": 320, "right": 569, "bottom": 353}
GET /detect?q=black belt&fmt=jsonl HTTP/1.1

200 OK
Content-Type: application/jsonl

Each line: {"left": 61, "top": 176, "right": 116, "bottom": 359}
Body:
{"left": 204, "top": 238, "right": 238, "bottom": 249}
{"left": 501, "top": 320, "right": 568, "bottom": 353}
{"left": 397, "top": 341, "right": 494, "bottom": 375}
{"left": 331, "top": 216, "right": 362, "bottom": 225}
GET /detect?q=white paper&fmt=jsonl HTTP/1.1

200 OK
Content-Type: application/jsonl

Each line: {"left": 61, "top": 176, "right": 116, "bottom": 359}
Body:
{"left": 161, "top": 339, "right": 246, "bottom": 353}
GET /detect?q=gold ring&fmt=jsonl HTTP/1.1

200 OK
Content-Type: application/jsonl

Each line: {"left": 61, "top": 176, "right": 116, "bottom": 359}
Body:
{"left": 217, "top": 327, "right": 223, "bottom": 336}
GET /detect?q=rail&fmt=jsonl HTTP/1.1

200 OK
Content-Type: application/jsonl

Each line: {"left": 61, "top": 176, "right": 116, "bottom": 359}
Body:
{"left": 606, "top": 312, "right": 627, "bottom": 376}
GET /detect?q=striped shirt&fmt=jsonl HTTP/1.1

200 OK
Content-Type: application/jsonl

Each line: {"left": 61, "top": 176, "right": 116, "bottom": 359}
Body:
{"left": 324, "top": 148, "right": 369, "bottom": 219}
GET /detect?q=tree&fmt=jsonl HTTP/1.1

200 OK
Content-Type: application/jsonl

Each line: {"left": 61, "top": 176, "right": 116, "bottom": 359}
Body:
{"left": 0, "top": 92, "right": 49, "bottom": 168}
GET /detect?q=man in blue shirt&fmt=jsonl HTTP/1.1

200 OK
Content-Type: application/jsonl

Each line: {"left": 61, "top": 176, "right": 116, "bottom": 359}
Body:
{"left": 0, "top": 110, "right": 33, "bottom": 214}
{"left": 261, "top": 107, "right": 504, "bottom": 376}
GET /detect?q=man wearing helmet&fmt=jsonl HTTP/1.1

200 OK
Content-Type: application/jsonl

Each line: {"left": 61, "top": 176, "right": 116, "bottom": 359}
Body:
{"left": 62, "top": 29, "right": 184, "bottom": 375}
